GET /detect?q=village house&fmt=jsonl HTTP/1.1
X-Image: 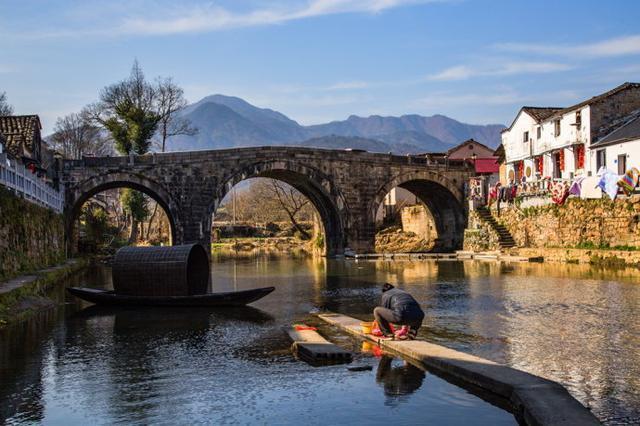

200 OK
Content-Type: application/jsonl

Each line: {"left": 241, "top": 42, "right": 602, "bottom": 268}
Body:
{"left": 0, "top": 114, "right": 60, "bottom": 186}
{"left": 500, "top": 82, "right": 640, "bottom": 183}
{"left": 445, "top": 138, "right": 495, "bottom": 160}
{"left": 588, "top": 114, "right": 640, "bottom": 175}
{"left": 0, "top": 115, "right": 44, "bottom": 167}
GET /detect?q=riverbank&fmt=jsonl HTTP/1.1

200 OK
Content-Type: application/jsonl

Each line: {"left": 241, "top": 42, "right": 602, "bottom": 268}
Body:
{"left": 211, "top": 237, "right": 320, "bottom": 257}
{"left": 457, "top": 247, "right": 640, "bottom": 268}
{"left": 375, "top": 226, "right": 434, "bottom": 253}
{"left": 0, "top": 258, "right": 90, "bottom": 328}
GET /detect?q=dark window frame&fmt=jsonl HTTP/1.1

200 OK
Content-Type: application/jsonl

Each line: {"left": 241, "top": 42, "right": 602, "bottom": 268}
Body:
{"left": 618, "top": 154, "right": 627, "bottom": 175}
{"left": 596, "top": 149, "right": 606, "bottom": 171}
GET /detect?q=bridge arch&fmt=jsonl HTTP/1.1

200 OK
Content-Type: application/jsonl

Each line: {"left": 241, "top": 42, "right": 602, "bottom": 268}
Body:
{"left": 370, "top": 170, "right": 466, "bottom": 252}
{"left": 65, "top": 172, "right": 179, "bottom": 251}
{"left": 211, "top": 161, "right": 349, "bottom": 256}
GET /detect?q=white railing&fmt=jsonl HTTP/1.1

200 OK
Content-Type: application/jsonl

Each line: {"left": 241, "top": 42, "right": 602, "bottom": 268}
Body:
{"left": 0, "top": 152, "right": 64, "bottom": 213}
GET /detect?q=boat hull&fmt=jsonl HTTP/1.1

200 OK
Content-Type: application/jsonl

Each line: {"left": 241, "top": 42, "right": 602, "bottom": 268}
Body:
{"left": 67, "top": 286, "right": 275, "bottom": 307}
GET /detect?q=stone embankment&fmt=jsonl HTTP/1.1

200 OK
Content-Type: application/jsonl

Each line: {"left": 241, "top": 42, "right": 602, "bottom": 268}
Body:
{"left": 0, "top": 258, "right": 89, "bottom": 328}
{"left": 0, "top": 187, "right": 66, "bottom": 282}
{"left": 465, "top": 195, "right": 640, "bottom": 266}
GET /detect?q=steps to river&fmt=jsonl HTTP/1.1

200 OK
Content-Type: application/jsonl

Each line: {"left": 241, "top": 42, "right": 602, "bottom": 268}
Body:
{"left": 317, "top": 312, "right": 600, "bottom": 426}
{"left": 476, "top": 207, "right": 516, "bottom": 249}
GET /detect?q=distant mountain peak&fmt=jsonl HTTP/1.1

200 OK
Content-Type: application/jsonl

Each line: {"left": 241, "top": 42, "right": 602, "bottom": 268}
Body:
{"left": 168, "top": 95, "right": 505, "bottom": 154}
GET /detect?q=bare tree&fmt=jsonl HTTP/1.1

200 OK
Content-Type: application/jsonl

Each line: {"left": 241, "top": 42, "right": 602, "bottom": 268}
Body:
{"left": 145, "top": 77, "right": 197, "bottom": 239}
{"left": 154, "top": 77, "right": 197, "bottom": 152}
{"left": 218, "top": 178, "right": 314, "bottom": 238}
{"left": 267, "top": 180, "right": 311, "bottom": 239}
{"left": 0, "top": 92, "right": 13, "bottom": 115}
{"left": 50, "top": 112, "right": 112, "bottom": 159}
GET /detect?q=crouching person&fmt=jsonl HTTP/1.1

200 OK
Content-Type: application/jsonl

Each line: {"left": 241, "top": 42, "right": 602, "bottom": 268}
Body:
{"left": 373, "top": 283, "right": 425, "bottom": 340}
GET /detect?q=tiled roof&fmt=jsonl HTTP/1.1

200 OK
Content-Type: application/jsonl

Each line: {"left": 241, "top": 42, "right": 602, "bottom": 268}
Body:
{"left": 501, "top": 106, "right": 562, "bottom": 133}
{"left": 0, "top": 115, "right": 42, "bottom": 158}
{"left": 591, "top": 112, "right": 640, "bottom": 148}
{"left": 447, "top": 138, "right": 493, "bottom": 155}
{"left": 522, "top": 107, "right": 563, "bottom": 122}
{"left": 553, "top": 82, "right": 640, "bottom": 117}
{"left": 502, "top": 82, "right": 640, "bottom": 133}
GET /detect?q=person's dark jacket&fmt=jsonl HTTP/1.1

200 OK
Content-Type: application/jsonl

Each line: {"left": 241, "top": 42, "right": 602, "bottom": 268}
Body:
{"left": 381, "top": 288, "right": 424, "bottom": 319}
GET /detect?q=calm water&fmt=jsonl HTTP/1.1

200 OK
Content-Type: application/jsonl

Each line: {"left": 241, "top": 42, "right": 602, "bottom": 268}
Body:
{"left": 2, "top": 257, "right": 640, "bottom": 425}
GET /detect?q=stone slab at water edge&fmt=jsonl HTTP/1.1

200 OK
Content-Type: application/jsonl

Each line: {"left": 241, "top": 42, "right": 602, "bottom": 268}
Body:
{"left": 317, "top": 312, "right": 600, "bottom": 426}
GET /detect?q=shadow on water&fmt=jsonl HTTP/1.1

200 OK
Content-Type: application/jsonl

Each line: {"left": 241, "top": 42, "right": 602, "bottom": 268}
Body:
{"left": 375, "top": 355, "right": 425, "bottom": 404}
{"left": 72, "top": 304, "right": 275, "bottom": 325}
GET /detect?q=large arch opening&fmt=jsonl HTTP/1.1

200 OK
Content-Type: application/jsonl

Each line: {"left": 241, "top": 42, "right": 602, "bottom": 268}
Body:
{"left": 210, "top": 166, "right": 346, "bottom": 257}
{"left": 66, "top": 178, "right": 177, "bottom": 255}
{"left": 372, "top": 176, "right": 465, "bottom": 253}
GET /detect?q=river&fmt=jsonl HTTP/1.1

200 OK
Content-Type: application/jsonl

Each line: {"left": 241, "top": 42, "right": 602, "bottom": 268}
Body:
{"left": 1, "top": 256, "right": 639, "bottom": 424}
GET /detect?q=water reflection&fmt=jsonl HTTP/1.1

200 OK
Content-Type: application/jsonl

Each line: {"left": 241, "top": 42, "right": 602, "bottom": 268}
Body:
{"left": 376, "top": 356, "right": 426, "bottom": 404}
{"left": 2, "top": 257, "right": 639, "bottom": 424}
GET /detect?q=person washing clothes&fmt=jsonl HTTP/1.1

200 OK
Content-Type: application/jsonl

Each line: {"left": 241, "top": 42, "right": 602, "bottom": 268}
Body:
{"left": 373, "top": 283, "right": 425, "bottom": 340}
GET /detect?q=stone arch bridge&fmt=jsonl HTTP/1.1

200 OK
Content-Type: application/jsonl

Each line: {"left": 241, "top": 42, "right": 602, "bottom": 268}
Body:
{"left": 61, "top": 147, "right": 472, "bottom": 256}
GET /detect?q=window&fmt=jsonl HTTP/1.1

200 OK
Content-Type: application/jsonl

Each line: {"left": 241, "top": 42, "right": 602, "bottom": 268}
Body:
{"left": 618, "top": 154, "right": 627, "bottom": 175}
{"left": 596, "top": 150, "right": 606, "bottom": 171}
{"left": 523, "top": 131, "right": 529, "bottom": 143}
{"left": 537, "top": 126, "right": 541, "bottom": 139}
{"left": 575, "top": 110, "right": 582, "bottom": 127}
{"left": 554, "top": 119, "right": 561, "bottom": 137}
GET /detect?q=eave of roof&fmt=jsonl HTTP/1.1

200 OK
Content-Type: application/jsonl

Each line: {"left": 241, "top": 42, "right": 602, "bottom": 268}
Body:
{"left": 548, "top": 82, "right": 640, "bottom": 119}
{"left": 501, "top": 107, "right": 563, "bottom": 134}
{"left": 447, "top": 138, "right": 493, "bottom": 154}
{"left": 591, "top": 114, "right": 640, "bottom": 148}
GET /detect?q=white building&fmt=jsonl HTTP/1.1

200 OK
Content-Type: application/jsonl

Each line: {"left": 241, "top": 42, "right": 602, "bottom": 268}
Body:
{"left": 589, "top": 115, "right": 640, "bottom": 175}
{"left": 501, "top": 82, "right": 640, "bottom": 182}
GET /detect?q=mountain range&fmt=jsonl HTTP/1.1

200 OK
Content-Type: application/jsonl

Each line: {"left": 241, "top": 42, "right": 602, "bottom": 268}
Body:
{"left": 167, "top": 95, "right": 505, "bottom": 154}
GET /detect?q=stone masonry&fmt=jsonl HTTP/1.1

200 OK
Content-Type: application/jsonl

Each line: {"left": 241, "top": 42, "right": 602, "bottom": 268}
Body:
{"left": 61, "top": 147, "right": 472, "bottom": 256}
{"left": 465, "top": 195, "right": 640, "bottom": 252}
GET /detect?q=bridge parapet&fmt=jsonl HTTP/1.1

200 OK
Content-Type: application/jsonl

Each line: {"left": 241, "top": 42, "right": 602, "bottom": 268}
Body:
{"left": 62, "top": 146, "right": 473, "bottom": 256}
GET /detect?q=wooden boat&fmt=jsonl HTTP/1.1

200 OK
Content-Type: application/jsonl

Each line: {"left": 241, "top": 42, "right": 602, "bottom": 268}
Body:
{"left": 67, "top": 286, "right": 275, "bottom": 307}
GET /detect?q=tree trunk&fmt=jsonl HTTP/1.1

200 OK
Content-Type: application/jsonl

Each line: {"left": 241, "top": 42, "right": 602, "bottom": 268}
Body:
{"left": 146, "top": 203, "right": 159, "bottom": 241}
{"left": 286, "top": 210, "right": 310, "bottom": 240}
{"left": 129, "top": 219, "right": 139, "bottom": 244}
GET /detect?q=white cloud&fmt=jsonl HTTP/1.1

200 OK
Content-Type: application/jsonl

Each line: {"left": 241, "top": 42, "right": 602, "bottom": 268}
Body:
{"left": 323, "top": 81, "right": 369, "bottom": 90}
{"left": 495, "top": 35, "right": 640, "bottom": 58}
{"left": 117, "top": 0, "right": 442, "bottom": 36}
{"left": 427, "top": 65, "right": 473, "bottom": 81}
{"left": 0, "top": 0, "right": 448, "bottom": 39}
{"left": 427, "top": 61, "right": 571, "bottom": 81}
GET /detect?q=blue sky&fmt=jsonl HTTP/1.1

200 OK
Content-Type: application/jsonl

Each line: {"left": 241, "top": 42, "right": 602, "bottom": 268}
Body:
{"left": 2, "top": 0, "right": 640, "bottom": 134}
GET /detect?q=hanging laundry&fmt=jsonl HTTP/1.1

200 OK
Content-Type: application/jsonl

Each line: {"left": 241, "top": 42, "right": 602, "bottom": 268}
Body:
{"left": 551, "top": 181, "right": 570, "bottom": 205}
{"left": 597, "top": 168, "right": 621, "bottom": 200}
{"left": 617, "top": 167, "right": 639, "bottom": 196}
{"left": 579, "top": 176, "right": 602, "bottom": 199}
{"left": 569, "top": 177, "right": 585, "bottom": 197}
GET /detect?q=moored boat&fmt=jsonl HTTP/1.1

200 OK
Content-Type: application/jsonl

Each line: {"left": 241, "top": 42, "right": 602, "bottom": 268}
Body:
{"left": 67, "top": 286, "right": 275, "bottom": 307}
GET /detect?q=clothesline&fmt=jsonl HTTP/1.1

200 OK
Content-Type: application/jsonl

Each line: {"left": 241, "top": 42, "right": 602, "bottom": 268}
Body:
{"left": 483, "top": 166, "right": 640, "bottom": 206}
